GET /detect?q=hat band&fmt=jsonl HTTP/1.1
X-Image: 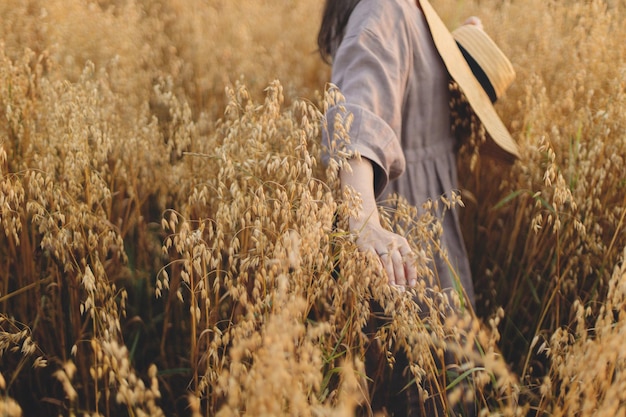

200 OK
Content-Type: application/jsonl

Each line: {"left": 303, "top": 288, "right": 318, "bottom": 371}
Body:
{"left": 456, "top": 42, "right": 498, "bottom": 103}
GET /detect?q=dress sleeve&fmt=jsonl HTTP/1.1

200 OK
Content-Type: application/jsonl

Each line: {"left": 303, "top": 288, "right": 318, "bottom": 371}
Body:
{"left": 322, "top": 24, "right": 409, "bottom": 197}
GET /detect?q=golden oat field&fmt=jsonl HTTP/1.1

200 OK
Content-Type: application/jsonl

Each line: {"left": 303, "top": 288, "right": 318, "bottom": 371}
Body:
{"left": 1, "top": 0, "right": 626, "bottom": 415}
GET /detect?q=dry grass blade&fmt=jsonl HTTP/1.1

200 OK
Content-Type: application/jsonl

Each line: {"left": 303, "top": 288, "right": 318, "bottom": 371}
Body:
{"left": 1, "top": 0, "right": 626, "bottom": 415}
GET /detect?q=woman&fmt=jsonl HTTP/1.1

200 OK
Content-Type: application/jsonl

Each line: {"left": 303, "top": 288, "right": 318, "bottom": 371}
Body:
{"left": 318, "top": 0, "right": 516, "bottom": 414}
{"left": 319, "top": 0, "right": 475, "bottom": 304}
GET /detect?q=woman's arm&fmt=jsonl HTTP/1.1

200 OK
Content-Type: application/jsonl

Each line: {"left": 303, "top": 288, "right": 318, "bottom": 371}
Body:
{"left": 341, "top": 157, "right": 417, "bottom": 287}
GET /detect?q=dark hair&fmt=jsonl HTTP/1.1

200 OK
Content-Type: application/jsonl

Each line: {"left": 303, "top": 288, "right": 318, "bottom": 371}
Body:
{"left": 317, "top": 0, "right": 363, "bottom": 64}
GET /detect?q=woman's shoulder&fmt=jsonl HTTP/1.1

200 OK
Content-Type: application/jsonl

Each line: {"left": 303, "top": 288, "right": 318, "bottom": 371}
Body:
{"left": 347, "top": 0, "right": 416, "bottom": 38}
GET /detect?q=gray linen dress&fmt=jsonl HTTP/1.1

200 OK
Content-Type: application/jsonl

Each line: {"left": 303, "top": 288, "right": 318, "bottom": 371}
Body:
{"left": 323, "top": 0, "right": 474, "bottom": 303}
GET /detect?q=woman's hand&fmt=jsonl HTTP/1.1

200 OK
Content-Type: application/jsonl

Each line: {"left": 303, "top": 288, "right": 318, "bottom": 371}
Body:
{"left": 354, "top": 219, "right": 418, "bottom": 287}
{"left": 340, "top": 157, "right": 418, "bottom": 287}
{"left": 463, "top": 16, "right": 483, "bottom": 30}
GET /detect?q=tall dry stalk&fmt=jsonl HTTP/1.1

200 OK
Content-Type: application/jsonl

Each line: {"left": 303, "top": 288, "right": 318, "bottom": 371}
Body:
{"left": 445, "top": 0, "right": 626, "bottom": 410}
{"left": 2, "top": 0, "right": 626, "bottom": 415}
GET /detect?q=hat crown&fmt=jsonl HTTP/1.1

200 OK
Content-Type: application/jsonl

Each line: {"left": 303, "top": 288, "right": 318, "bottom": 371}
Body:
{"left": 452, "top": 25, "right": 516, "bottom": 102}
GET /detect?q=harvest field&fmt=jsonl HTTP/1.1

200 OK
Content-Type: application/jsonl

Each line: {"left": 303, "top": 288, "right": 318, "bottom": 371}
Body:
{"left": 1, "top": 0, "right": 626, "bottom": 415}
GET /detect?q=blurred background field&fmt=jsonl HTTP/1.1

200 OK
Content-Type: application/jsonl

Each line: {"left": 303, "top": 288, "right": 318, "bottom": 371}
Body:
{"left": 1, "top": 0, "right": 626, "bottom": 415}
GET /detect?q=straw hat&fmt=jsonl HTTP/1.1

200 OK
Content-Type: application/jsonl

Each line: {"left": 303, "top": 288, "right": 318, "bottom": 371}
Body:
{"left": 418, "top": 0, "right": 520, "bottom": 162}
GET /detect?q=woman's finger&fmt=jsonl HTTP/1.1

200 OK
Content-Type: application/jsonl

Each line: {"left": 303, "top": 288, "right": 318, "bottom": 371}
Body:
{"left": 399, "top": 246, "right": 417, "bottom": 287}
{"left": 390, "top": 250, "right": 407, "bottom": 286}
{"left": 379, "top": 252, "right": 396, "bottom": 286}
